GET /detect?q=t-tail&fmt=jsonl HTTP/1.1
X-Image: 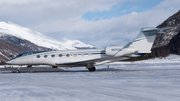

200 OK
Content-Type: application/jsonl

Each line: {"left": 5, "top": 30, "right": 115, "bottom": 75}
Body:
{"left": 109, "top": 27, "right": 172, "bottom": 57}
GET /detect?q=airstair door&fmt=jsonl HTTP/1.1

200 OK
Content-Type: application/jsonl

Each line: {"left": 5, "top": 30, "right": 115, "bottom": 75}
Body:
{"left": 27, "top": 52, "right": 33, "bottom": 64}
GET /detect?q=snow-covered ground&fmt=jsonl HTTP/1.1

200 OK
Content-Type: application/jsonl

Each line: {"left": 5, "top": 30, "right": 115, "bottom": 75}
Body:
{"left": 0, "top": 55, "right": 180, "bottom": 101}
{"left": 135, "top": 54, "right": 180, "bottom": 63}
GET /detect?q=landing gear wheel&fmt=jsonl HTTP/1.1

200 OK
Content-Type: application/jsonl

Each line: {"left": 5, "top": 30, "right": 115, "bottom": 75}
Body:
{"left": 17, "top": 70, "right": 20, "bottom": 73}
{"left": 27, "top": 65, "right": 32, "bottom": 68}
{"left": 88, "top": 67, "right": 96, "bottom": 72}
{"left": 52, "top": 66, "right": 58, "bottom": 68}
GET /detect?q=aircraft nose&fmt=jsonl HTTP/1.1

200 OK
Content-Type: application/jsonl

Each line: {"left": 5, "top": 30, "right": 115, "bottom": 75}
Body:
{"left": 6, "top": 60, "right": 13, "bottom": 65}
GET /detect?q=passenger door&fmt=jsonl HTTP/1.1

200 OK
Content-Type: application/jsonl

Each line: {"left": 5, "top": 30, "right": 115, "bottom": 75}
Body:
{"left": 27, "top": 52, "right": 33, "bottom": 64}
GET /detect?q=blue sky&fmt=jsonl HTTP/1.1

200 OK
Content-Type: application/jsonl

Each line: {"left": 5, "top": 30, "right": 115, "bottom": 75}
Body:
{"left": 82, "top": 0, "right": 163, "bottom": 21}
{"left": 0, "top": 0, "right": 180, "bottom": 48}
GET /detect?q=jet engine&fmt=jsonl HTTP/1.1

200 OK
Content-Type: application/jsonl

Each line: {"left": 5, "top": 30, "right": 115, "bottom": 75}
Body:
{"left": 105, "top": 46, "right": 122, "bottom": 56}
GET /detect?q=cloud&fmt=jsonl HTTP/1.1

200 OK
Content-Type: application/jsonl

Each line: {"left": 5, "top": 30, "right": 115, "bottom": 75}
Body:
{"left": 0, "top": 0, "right": 40, "bottom": 4}
{"left": 0, "top": 0, "right": 180, "bottom": 48}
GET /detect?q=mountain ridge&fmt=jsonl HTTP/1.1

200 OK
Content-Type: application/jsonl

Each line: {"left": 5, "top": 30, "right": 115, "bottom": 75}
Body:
{"left": 0, "top": 22, "right": 95, "bottom": 63}
{"left": 0, "top": 22, "right": 95, "bottom": 50}
{"left": 153, "top": 10, "right": 180, "bottom": 48}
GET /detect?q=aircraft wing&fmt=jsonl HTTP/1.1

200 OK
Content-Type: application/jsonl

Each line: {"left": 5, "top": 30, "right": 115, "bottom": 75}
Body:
{"left": 56, "top": 56, "right": 130, "bottom": 67}
{"left": 56, "top": 57, "right": 108, "bottom": 67}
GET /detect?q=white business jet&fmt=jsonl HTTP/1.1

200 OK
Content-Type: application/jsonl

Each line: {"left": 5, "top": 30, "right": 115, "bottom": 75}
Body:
{"left": 6, "top": 27, "right": 171, "bottom": 73}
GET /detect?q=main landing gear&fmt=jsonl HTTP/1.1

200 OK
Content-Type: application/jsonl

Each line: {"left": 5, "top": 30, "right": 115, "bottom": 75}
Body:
{"left": 88, "top": 67, "right": 96, "bottom": 72}
{"left": 27, "top": 65, "right": 32, "bottom": 68}
{"left": 86, "top": 64, "right": 96, "bottom": 72}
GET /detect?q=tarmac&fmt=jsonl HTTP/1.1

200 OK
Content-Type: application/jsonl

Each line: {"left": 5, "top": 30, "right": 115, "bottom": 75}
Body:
{"left": 0, "top": 67, "right": 64, "bottom": 73}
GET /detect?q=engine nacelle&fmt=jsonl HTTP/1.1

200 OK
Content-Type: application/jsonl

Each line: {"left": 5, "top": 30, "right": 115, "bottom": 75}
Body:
{"left": 105, "top": 46, "right": 123, "bottom": 56}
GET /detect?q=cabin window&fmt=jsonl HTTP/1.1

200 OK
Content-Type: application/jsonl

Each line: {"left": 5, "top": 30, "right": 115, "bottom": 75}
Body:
{"left": 37, "top": 55, "right": 40, "bottom": 58}
{"left": 84, "top": 53, "right": 88, "bottom": 55}
{"left": 73, "top": 53, "right": 77, "bottom": 57}
{"left": 51, "top": 54, "right": 55, "bottom": 58}
{"left": 89, "top": 52, "right": 92, "bottom": 56}
{"left": 66, "top": 54, "right": 70, "bottom": 57}
{"left": 59, "top": 54, "right": 62, "bottom": 57}
{"left": 44, "top": 55, "right": 48, "bottom": 58}
{"left": 81, "top": 53, "right": 84, "bottom": 56}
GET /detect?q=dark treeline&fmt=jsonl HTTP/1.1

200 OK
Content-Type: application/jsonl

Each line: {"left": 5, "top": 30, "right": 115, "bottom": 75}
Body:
{"left": 125, "top": 31, "right": 180, "bottom": 61}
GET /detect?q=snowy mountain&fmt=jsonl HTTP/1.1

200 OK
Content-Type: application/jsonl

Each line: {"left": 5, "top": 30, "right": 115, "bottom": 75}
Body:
{"left": 0, "top": 21, "right": 95, "bottom": 62}
{"left": 0, "top": 38, "right": 27, "bottom": 64}
{"left": 0, "top": 32, "right": 50, "bottom": 51}
{"left": 0, "top": 22, "right": 94, "bottom": 50}
{"left": 130, "top": 10, "right": 180, "bottom": 60}
{"left": 153, "top": 10, "right": 180, "bottom": 48}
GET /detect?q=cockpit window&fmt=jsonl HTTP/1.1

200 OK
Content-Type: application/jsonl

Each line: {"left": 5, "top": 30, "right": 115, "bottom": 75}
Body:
{"left": 28, "top": 52, "right": 33, "bottom": 55}
{"left": 16, "top": 53, "right": 28, "bottom": 58}
{"left": 8, "top": 52, "right": 28, "bottom": 61}
{"left": 8, "top": 51, "right": 50, "bottom": 61}
{"left": 16, "top": 54, "right": 23, "bottom": 57}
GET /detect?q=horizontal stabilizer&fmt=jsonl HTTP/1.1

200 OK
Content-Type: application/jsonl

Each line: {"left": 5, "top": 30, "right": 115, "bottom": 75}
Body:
{"left": 158, "top": 27, "right": 173, "bottom": 33}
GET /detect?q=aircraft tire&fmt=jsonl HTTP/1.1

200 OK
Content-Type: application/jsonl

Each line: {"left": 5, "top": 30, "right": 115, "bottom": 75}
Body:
{"left": 17, "top": 70, "right": 20, "bottom": 73}
{"left": 88, "top": 67, "right": 96, "bottom": 72}
{"left": 27, "top": 65, "right": 32, "bottom": 68}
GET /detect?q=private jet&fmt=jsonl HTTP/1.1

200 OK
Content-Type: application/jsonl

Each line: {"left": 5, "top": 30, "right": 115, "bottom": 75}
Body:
{"left": 6, "top": 27, "right": 171, "bottom": 73}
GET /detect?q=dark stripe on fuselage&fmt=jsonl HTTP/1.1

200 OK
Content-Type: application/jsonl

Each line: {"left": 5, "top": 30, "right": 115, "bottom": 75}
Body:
{"left": 92, "top": 53, "right": 105, "bottom": 55}
{"left": 135, "top": 53, "right": 147, "bottom": 55}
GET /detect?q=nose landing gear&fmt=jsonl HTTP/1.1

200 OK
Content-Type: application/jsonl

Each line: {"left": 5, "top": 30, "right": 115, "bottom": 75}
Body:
{"left": 17, "top": 70, "right": 20, "bottom": 73}
{"left": 16, "top": 66, "right": 22, "bottom": 73}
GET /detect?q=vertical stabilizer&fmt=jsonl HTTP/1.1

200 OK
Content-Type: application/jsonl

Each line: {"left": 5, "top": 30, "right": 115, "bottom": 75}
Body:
{"left": 114, "top": 27, "right": 172, "bottom": 57}
{"left": 129, "top": 27, "right": 158, "bottom": 53}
